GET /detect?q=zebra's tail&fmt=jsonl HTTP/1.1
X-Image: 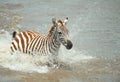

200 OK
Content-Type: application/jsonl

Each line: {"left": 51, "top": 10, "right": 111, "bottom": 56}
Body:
{"left": 12, "top": 31, "right": 17, "bottom": 38}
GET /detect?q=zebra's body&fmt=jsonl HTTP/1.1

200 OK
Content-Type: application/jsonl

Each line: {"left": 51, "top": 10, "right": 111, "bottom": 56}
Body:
{"left": 10, "top": 18, "right": 73, "bottom": 65}
{"left": 11, "top": 30, "right": 60, "bottom": 56}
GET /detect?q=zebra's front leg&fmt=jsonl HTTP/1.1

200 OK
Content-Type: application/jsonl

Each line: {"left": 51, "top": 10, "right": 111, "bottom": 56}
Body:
{"left": 47, "top": 55, "right": 59, "bottom": 68}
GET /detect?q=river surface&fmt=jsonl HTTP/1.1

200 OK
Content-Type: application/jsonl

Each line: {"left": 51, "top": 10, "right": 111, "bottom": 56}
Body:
{"left": 0, "top": 0, "right": 120, "bottom": 82}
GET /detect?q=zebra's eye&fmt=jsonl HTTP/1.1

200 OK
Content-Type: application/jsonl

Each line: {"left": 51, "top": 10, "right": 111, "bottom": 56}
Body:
{"left": 58, "top": 32, "right": 62, "bottom": 35}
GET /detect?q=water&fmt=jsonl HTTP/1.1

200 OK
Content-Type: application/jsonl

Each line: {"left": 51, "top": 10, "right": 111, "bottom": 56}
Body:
{"left": 0, "top": 0, "right": 120, "bottom": 82}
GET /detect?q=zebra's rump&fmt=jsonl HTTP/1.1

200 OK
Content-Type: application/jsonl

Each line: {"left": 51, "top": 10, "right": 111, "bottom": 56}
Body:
{"left": 10, "top": 30, "right": 40, "bottom": 53}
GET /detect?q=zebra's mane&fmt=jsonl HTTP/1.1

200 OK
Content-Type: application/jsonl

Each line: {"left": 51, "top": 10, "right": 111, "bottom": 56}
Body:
{"left": 58, "top": 20, "right": 63, "bottom": 26}
{"left": 48, "top": 25, "right": 56, "bottom": 36}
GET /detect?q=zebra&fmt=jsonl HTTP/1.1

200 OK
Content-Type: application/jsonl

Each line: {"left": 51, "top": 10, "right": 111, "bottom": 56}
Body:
{"left": 10, "top": 17, "right": 73, "bottom": 66}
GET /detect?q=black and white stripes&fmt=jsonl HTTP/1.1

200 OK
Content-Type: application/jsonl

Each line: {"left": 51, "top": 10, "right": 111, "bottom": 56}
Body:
{"left": 10, "top": 18, "right": 73, "bottom": 57}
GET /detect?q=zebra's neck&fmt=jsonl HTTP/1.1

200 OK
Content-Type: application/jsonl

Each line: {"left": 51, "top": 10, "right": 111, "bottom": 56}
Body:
{"left": 47, "top": 32, "right": 61, "bottom": 55}
{"left": 52, "top": 32, "right": 61, "bottom": 46}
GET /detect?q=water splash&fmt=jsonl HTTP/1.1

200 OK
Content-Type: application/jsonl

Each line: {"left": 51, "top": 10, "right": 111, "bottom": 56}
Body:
{"left": 59, "top": 46, "right": 94, "bottom": 64}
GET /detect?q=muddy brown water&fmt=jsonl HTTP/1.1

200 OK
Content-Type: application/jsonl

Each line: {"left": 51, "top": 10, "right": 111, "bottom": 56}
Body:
{"left": 0, "top": 57, "right": 120, "bottom": 82}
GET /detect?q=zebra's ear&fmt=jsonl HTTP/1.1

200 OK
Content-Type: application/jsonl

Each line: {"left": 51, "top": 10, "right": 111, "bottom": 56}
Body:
{"left": 64, "top": 17, "right": 68, "bottom": 25}
{"left": 52, "top": 18, "right": 58, "bottom": 26}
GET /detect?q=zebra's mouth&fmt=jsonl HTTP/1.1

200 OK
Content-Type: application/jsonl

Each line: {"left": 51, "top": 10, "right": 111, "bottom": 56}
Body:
{"left": 66, "top": 40, "right": 73, "bottom": 50}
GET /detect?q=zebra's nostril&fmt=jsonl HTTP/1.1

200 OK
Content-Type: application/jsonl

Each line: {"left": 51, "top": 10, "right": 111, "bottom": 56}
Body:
{"left": 66, "top": 40, "right": 73, "bottom": 50}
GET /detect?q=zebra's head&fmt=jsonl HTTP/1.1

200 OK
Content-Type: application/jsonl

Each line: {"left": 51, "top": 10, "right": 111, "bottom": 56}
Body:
{"left": 52, "top": 17, "right": 73, "bottom": 50}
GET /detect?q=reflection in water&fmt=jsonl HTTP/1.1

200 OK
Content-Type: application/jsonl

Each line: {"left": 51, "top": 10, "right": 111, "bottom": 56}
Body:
{"left": 0, "top": 0, "right": 120, "bottom": 82}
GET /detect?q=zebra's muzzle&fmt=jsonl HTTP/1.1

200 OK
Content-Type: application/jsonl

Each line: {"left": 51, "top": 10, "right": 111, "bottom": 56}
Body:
{"left": 66, "top": 40, "right": 73, "bottom": 50}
